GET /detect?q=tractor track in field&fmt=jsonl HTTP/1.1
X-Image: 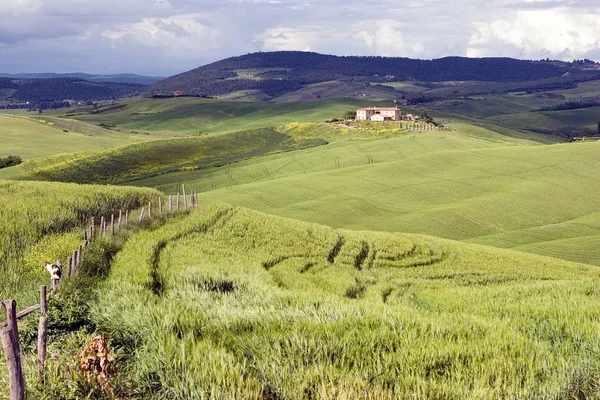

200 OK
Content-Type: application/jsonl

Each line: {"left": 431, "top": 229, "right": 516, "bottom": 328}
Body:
{"left": 328, "top": 235, "right": 345, "bottom": 264}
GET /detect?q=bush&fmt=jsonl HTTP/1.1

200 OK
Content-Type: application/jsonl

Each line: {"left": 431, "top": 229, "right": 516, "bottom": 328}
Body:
{"left": 0, "top": 155, "right": 22, "bottom": 169}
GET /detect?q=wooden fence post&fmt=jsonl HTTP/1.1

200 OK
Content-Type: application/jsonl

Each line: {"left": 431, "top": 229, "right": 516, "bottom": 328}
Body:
{"left": 111, "top": 214, "right": 115, "bottom": 235}
{"left": 1, "top": 299, "right": 25, "bottom": 400}
{"left": 169, "top": 195, "right": 173, "bottom": 214}
{"left": 118, "top": 210, "right": 122, "bottom": 229}
{"left": 139, "top": 207, "right": 145, "bottom": 223}
{"left": 83, "top": 229, "right": 88, "bottom": 247}
{"left": 183, "top": 184, "right": 188, "bottom": 210}
{"left": 76, "top": 245, "right": 82, "bottom": 268}
{"left": 177, "top": 192, "right": 180, "bottom": 212}
{"left": 148, "top": 202, "right": 152, "bottom": 220}
{"left": 159, "top": 197, "right": 163, "bottom": 216}
{"left": 67, "top": 256, "right": 72, "bottom": 279}
{"left": 37, "top": 286, "right": 47, "bottom": 381}
{"left": 100, "top": 216, "right": 105, "bottom": 237}
{"left": 125, "top": 210, "right": 129, "bottom": 228}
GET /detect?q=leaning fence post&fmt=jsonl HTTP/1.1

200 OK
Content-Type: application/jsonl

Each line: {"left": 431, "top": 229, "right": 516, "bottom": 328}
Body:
{"left": 148, "top": 202, "right": 152, "bottom": 220}
{"left": 183, "top": 185, "right": 188, "bottom": 210}
{"left": 37, "top": 286, "right": 48, "bottom": 381}
{"left": 139, "top": 207, "right": 145, "bottom": 223}
{"left": 125, "top": 210, "right": 129, "bottom": 227}
{"left": 1, "top": 299, "right": 25, "bottom": 400}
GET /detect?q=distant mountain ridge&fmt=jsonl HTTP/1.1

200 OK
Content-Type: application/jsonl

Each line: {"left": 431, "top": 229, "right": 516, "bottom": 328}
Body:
{"left": 142, "top": 51, "right": 599, "bottom": 101}
{"left": 0, "top": 77, "right": 144, "bottom": 107}
{"left": 0, "top": 72, "right": 163, "bottom": 85}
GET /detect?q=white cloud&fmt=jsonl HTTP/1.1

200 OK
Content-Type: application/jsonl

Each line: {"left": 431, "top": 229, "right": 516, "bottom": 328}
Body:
{"left": 255, "top": 27, "right": 318, "bottom": 52}
{"left": 354, "top": 21, "right": 425, "bottom": 58}
{"left": 467, "top": 8, "right": 600, "bottom": 59}
{"left": 102, "top": 14, "right": 220, "bottom": 54}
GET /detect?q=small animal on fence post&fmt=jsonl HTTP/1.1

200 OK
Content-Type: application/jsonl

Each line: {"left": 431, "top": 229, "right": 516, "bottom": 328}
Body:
{"left": 37, "top": 286, "right": 48, "bottom": 381}
{"left": 111, "top": 214, "right": 114, "bottom": 236}
{"left": 1, "top": 299, "right": 25, "bottom": 400}
{"left": 44, "top": 261, "right": 61, "bottom": 290}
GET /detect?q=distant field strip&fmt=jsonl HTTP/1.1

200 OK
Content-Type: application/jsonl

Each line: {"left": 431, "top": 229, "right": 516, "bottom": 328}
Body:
{"left": 21, "top": 128, "right": 326, "bottom": 184}
{"left": 71, "top": 97, "right": 369, "bottom": 134}
{"left": 93, "top": 203, "right": 600, "bottom": 398}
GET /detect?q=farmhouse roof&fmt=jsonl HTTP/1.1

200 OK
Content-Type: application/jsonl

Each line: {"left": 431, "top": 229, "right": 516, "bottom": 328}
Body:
{"left": 357, "top": 106, "right": 401, "bottom": 111}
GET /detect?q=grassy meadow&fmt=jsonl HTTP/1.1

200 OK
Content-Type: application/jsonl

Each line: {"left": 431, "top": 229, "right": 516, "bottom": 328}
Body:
{"left": 81, "top": 203, "right": 600, "bottom": 399}
{"left": 3, "top": 86, "right": 600, "bottom": 398}
{"left": 0, "top": 179, "right": 158, "bottom": 306}
{"left": 66, "top": 97, "right": 370, "bottom": 134}
{"left": 0, "top": 114, "right": 156, "bottom": 160}
{"left": 20, "top": 127, "right": 327, "bottom": 184}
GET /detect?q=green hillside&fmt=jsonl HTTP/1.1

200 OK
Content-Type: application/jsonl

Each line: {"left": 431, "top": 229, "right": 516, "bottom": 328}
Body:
{"left": 21, "top": 127, "right": 327, "bottom": 184}
{"left": 119, "top": 125, "right": 600, "bottom": 267}
{"left": 85, "top": 203, "right": 600, "bottom": 399}
{"left": 68, "top": 97, "right": 370, "bottom": 134}
{"left": 0, "top": 114, "right": 156, "bottom": 159}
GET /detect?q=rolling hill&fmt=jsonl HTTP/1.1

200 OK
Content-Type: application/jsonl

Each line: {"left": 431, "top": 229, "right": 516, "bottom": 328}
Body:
{"left": 141, "top": 51, "right": 599, "bottom": 101}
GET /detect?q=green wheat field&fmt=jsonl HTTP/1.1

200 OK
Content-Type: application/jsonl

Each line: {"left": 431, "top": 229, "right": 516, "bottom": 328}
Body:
{"left": 2, "top": 93, "right": 600, "bottom": 399}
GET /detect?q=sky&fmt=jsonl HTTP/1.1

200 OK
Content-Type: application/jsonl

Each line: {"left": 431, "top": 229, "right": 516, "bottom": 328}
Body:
{"left": 0, "top": 0, "right": 598, "bottom": 76}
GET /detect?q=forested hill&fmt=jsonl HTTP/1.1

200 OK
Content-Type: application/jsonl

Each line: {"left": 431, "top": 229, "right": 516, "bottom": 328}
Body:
{"left": 142, "top": 51, "right": 596, "bottom": 100}
{"left": 0, "top": 73, "right": 163, "bottom": 85}
{"left": 0, "top": 77, "right": 143, "bottom": 104}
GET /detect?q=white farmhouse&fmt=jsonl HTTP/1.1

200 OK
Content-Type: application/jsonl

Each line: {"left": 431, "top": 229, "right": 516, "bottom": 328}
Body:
{"left": 356, "top": 106, "right": 402, "bottom": 121}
